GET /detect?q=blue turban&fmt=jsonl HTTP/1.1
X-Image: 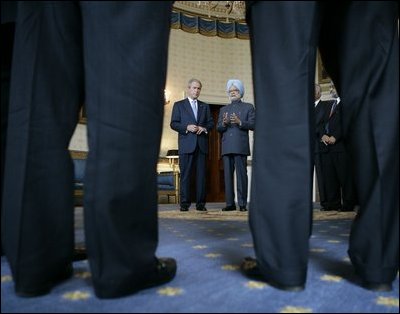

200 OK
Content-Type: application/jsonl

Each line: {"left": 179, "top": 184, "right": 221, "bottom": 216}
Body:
{"left": 226, "top": 79, "right": 244, "bottom": 97}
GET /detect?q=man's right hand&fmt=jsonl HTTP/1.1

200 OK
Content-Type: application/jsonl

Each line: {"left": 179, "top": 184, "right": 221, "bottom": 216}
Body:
{"left": 321, "top": 134, "right": 330, "bottom": 145}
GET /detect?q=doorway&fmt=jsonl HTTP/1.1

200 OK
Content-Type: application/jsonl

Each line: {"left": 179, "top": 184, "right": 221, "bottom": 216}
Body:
{"left": 206, "top": 104, "right": 225, "bottom": 202}
{"left": 188, "top": 104, "right": 225, "bottom": 203}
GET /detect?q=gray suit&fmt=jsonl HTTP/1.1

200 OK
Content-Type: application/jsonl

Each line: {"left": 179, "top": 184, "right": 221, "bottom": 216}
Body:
{"left": 217, "top": 100, "right": 255, "bottom": 208}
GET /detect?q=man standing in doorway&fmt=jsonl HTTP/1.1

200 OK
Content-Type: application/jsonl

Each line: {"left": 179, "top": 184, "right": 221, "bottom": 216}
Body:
{"left": 316, "top": 82, "right": 357, "bottom": 212}
{"left": 170, "top": 79, "right": 214, "bottom": 211}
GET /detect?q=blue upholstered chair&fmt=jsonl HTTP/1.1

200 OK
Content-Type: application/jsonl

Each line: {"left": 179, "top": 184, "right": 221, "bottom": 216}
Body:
{"left": 70, "top": 150, "right": 180, "bottom": 205}
{"left": 157, "top": 171, "right": 180, "bottom": 204}
{"left": 70, "top": 150, "right": 88, "bottom": 206}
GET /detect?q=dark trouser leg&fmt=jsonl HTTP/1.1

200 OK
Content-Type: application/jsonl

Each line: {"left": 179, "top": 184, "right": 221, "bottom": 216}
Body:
{"left": 223, "top": 155, "right": 235, "bottom": 207}
{"left": 321, "top": 153, "right": 341, "bottom": 210}
{"left": 80, "top": 2, "right": 172, "bottom": 298}
{"left": 314, "top": 153, "right": 327, "bottom": 207}
{"left": 1, "top": 22, "right": 16, "bottom": 256}
{"left": 335, "top": 151, "right": 356, "bottom": 210}
{"left": 195, "top": 149, "right": 207, "bottom": 208}
{"left": 234, "top": 155, "right": 248, "bottom": 207}
{"left": 179, "top": 153, "right": 193, "bottom": 209}
{"left": 247, "top": 2, "right": 319, "bottom": 286}
{"left": 320, "top": 2, "right": 399, "bottom": 284}
{"left": 2, "top": 2, "right": 83, "bottom": 293}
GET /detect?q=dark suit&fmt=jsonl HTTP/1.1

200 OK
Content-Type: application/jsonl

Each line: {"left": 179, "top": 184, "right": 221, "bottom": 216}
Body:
{"left": 217, "top": 100, "right": 255, "bottom": 208}
{"left": 1, "top": 1, "right": 17, "bottom": 256}
{"left": 314, "top": 99, "right": 330, "bottom": 206}
{"left": 247, "top": 1, "right": 398, "bottom": 287}
{"left": 2, "top": 1, "right": 173, "bottom": 298}
{"left": 170, "top": 98, "right": 214, "bottom": 209}
{"left": 316, "top": 99, "right": 356, "bottom": 211}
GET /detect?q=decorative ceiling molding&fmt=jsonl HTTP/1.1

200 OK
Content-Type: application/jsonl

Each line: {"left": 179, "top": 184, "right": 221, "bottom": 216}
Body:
{"left": 171, "top": 3, "right": 249, "bottom": 40}
{"left": 173, "top": 1, "right": 246, "bottom": 23}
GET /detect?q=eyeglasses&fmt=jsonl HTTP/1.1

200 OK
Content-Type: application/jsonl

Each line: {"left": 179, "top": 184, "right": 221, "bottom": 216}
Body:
{"left": 229, "top": 89, "right": 240, "bottom": 93}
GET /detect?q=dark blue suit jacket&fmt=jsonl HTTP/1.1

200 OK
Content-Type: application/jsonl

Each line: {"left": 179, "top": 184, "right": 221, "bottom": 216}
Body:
{"left": 315, "top": 99, "right": 345, "bottom": 153}
{"left": 170, "top": 98, "right": 214, "bottom": 154}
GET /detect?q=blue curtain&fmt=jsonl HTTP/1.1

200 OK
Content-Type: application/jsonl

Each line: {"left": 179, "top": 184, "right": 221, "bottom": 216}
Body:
{"left": 171, "top": 10, "right": 249, "bottom": 40}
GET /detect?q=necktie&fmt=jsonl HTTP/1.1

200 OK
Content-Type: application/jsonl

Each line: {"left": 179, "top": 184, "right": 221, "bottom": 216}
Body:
{"left": 329, "top": 101, "right": 337, "bottom": 118}
{"left": 325, "top": 101, "right": 337, "bottom": 133}
{"left": 192, "top": 100, "right": 198, "bottom": 120}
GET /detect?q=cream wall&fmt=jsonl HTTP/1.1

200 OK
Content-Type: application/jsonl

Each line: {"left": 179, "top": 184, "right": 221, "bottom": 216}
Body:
{"left": 67, "top": 28, "right": 325, "bottom": 203}
{"left": 162, "top": 29, "right": 253, "bottom": 156}
{"left": 69, "top": 123, "right": 88, "bottom": 151}
{"left": 69, "top": 28, "right": 254, "bottom": 157}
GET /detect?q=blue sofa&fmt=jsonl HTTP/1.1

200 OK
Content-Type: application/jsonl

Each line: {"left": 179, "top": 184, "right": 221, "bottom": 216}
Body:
{"left": 70, "top": 150, "right": 179, "bottom": 205}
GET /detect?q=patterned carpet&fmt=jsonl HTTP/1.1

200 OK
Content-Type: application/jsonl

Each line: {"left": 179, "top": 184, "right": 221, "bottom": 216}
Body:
{"left": 1, "top": 204, "right": 398, "bottom": 313}
{"left": 158, "top": 205, "right": 356, "bottom": 221}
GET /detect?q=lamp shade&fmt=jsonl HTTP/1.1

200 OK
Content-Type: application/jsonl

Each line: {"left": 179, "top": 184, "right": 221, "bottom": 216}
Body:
{"left": 166, "top": 149, "right": 179, "bottom": 158}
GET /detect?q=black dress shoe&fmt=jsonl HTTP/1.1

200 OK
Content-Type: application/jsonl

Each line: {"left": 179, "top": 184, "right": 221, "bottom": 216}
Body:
{"left": 240, "top": 257, "right": 305, "bottom": 292}
{"left": 363, "top": 281, "right": 392, "bottom": 292}
{"left": 16, "top": 264, "right": 73, "bottom": 297}
{"left": 143, "top": 257, "right": 177, "bottom": 289}
{"left": 241, "top": 256, "right": 263, "bottom": 276}
{"left": 73, "top": 247, "right": 88, "bottom": 261}
{"left": 239, "top": 206, "right": 247, "bottom": 212}
{"left": 196, "top": 207, "right": 207, "bottom": 211}
{"left": 180, "top": 207, "right": 188, "bottom": 212}
{"left": 222, "top": 205, "right": 236, "bottom": 211}
{"left": 95, "top": 257, "right": 177, "bottom": 299}
{"left": 272, "top": 281, "right": 305, "bottom": 292}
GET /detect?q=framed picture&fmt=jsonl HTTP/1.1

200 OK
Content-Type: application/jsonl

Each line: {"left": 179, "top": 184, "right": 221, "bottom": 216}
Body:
{"left": 317, "top": 50, "right": 331, "bottom": 84}
{"left": 79, "top": 105, "right": 87, "bottom": 124}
